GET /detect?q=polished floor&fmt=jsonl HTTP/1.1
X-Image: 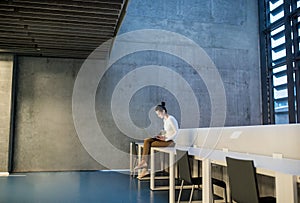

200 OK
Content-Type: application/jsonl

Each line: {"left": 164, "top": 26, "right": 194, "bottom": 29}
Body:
{"left": 0, "top": 170, "right": 206, "bottom": 203}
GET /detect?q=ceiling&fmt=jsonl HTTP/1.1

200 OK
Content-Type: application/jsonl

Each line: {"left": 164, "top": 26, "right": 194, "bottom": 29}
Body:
{"left": 0, "top": 0, "right": 128, "bottom": 59}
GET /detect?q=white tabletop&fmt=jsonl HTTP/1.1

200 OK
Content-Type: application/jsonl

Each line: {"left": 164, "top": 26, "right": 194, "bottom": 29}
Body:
{"left": 152, "top": 145, "right": 300, "bottom": 176}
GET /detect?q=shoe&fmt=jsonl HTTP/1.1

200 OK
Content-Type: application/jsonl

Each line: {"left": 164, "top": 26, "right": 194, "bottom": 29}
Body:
{"left": 137, "top": 168, "right": 149, "bottom": 179}
{"left": 134, "top": 162, "right": 147, "bottom": 170}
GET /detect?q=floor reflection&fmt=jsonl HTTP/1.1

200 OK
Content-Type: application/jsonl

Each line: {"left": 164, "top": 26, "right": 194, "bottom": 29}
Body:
{"left": 0, "top": 171, "right": 169, "bottom": 203}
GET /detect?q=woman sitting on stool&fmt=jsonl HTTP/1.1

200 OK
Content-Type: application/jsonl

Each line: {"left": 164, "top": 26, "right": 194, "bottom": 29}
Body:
{"left": 135, "top": 102, "right": 179, "bottom": 178}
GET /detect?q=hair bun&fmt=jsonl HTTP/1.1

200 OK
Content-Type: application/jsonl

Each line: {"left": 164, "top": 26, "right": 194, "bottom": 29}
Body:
{"left": 161, "top": 101, "right": 165, "bottom": 107}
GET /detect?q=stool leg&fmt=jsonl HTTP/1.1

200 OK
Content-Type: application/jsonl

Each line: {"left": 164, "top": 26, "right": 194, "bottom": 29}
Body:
{"left": 177, "top": 180, "right": 184, "bottom": 203}
{"left": 212, "top": 184, "right": 215, "bottom": 203}
{"left": 224, "top": 186, "right": 228, "bottom": 203}
{"left": 189, "top": 185, "right": 195, "bottom": 203}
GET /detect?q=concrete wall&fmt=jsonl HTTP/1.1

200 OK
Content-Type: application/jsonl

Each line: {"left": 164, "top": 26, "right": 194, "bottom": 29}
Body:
{"left": 12, "top": 0, "right": 261, "bottom": 171}
{"left": 94, "top": 0, "right": 260, "bottom": 169}
{"left": 13, "top": 57, "right": 102, "bottom": 172}
{"left": 0, "top": 55, "right": 13, "bottom": 172}
{"left": 118, "top": 0, "right": 261, "bottom": 127}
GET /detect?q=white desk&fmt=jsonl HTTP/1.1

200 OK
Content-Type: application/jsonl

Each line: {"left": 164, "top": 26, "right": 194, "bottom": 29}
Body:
{"left": 150, "top": 147, "right": 176, "bottom": 202}
{"left": 151, "top": 146, "right": 300, "bottom": 203}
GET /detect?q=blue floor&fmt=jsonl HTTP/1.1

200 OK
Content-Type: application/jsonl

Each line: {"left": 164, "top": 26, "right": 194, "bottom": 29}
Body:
{"left": 0, "top": 171, "right": 171, "bottom": 203}
{"left": 0, "top": 171, "right": 208, "bottom": 203}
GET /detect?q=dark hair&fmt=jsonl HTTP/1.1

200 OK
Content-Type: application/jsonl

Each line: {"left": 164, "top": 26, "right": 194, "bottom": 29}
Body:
{"left": 155, "top": 101, "right": 167, "bottom": 113}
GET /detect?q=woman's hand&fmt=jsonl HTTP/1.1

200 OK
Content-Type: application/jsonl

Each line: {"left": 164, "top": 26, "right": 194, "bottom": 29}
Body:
{"left": 155, "top": 135, "right": 166, "bottom": 141}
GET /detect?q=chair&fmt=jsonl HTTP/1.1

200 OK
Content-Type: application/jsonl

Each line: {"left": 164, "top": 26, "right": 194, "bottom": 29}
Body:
{"left": 130, "top": 142, "right": 138, "bottom": 177}
{"left": 226, "top": 157, "right": 276, "bottom": 203}
{"left": 176, "top": 150, "right": 228, "bottom": 203}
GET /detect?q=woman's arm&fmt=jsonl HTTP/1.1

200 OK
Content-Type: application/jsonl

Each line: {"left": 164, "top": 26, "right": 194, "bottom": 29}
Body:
{"left": 165, "top": 117, "right": 178, "bottom": 141}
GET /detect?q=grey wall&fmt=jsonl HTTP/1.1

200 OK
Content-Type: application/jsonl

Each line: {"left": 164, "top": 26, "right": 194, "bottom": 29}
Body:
{"left": 14, "top": 57, "right": 102, "bottom": 172}
{"left": 12, "top": 0, "right": 261, "bottom": 171}
{"left": 118, "top": 0, "right": 261, "bottom": 126}
{"left": 0, "top": 55, "right": 13, "bottom": 172}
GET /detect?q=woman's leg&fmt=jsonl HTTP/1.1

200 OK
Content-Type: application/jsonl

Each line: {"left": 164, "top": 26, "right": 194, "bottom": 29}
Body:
{"left": 134, "top": 138, "right": 155, "bottom": 170}
{"left": 138, "top": 138, "right": 175, "bottom": 167}
{"left": 151, "top": 140, "right": 175, "bottom": 148}
{"left": 141, "top": 138, "right": 156, "bottom": 162}
{"left": 137, "top": 139, "right": 175, "bottom": 178}
{"left": 142, "top": 139, "right": 174, "bottom": 161}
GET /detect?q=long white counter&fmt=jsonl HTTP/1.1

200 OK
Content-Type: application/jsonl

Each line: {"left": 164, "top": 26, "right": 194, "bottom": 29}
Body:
{"left": 131, "top": 124, "right": 300, "bottom": 203}
{"left": 151, "top": 146, "right": 300, "bottom": 203}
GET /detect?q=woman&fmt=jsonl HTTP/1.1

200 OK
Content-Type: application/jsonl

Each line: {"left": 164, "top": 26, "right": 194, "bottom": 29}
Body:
{"left": 135, "top": 102, "right": 179, "bottom": 178}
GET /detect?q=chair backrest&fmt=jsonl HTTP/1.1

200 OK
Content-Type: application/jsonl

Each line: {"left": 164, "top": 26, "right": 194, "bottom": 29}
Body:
{"left": 226, "top": 157, "right": 260, "bottom": 203}
{"left": 176, "top": 150, "right": 193, "bottom": 184}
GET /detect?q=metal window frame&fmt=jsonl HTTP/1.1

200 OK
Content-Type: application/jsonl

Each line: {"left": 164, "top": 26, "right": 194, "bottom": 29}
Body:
{"left": 291, "top": 1, "right": 300, "bottom": 122}
{"left": 259, "top": 0, "right": 300, "bottom": 124}
{"left": 259, "top": 0, "right": 275, "bottom": 124}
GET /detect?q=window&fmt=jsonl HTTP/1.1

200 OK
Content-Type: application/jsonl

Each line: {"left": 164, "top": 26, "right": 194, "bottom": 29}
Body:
{"left": 259, "top": 0, "right": 300, "bottom": 124}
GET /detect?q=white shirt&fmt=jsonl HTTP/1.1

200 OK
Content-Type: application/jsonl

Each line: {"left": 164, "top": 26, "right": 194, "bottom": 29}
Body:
{"left": 163, "top": 115, "right": 179, "bottom": 142}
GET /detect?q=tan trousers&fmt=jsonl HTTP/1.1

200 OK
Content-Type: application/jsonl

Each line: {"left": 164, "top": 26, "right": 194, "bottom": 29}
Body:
{"left": 142, "top": 138, "right": 175, "bottom": 161}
